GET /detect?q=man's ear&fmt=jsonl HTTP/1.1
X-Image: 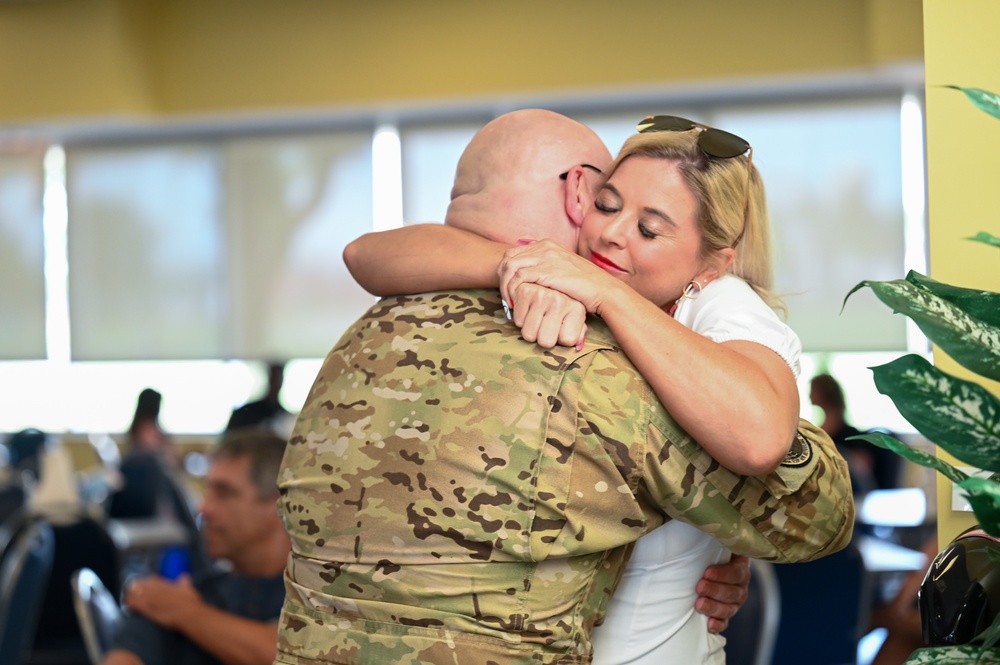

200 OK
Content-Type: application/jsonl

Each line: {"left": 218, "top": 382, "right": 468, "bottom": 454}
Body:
{"left": 562, "top": 165, "right": 592, "bottom": 227}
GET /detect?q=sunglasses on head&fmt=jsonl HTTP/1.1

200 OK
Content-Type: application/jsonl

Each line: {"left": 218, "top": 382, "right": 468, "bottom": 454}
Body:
{"left": 637, "top": 115, "right": 752, "bottom": 248}
{"left": 637, "top": 115, "right": 750, "bottom": 159}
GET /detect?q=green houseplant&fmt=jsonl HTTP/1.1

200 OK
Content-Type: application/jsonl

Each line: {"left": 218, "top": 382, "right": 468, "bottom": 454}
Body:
{"left": 846, "top": 85, "right": 1000, "bottom": 664}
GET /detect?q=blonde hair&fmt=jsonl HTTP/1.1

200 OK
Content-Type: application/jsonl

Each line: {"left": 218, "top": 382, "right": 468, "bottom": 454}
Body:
{"left": 608, "top": 130, "right": 784, "bottom": 313}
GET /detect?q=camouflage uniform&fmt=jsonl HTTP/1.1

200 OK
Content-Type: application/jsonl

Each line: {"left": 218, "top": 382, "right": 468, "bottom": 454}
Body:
{"left": 275, "top": 290, "right": 852, "bottom": 665}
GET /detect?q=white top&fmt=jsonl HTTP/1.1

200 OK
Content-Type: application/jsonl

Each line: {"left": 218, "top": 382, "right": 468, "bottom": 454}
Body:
{"left": 592, "top": 522, "right": 729, "bottom": 665}
{"left": 673, "top": 275, "right": 801, "bottom": 379}
{"left": 591, "top": 274, "right": 802, "bottom": 665}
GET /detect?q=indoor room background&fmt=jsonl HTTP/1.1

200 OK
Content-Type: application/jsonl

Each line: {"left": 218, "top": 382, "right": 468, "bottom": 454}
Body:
{"left": 8, "top": 4, "right": 1000, "bottom": 664}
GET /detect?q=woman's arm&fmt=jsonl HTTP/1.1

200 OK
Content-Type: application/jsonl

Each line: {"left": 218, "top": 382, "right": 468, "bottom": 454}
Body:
{"left": 500, "top": 241, "right": 799, "bottom": 476}
{"left": 343, "top": 224, "right": 507, "bottom": 296}
{"left": 607, "top": 292, "right": 799, "bottom": 475}
{"left": 344, "top": 225, "right": 591, "bottom": 348}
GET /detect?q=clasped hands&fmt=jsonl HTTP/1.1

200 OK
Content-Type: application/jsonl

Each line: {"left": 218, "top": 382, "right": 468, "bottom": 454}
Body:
{"left": 498, "top": 239, "right": 612, "bottom": 350}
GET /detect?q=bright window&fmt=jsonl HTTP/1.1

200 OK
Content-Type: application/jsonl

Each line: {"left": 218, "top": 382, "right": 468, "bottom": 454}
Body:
{"left": 67, "top": 145, "right": 226, "bottom": 360}
{"left": 714, "top": 100, "right": 908, "bottom": 352}
{"left": 0, "top": 148, "right": 47, "bottom": 359}
{"left": 222, "top": 131, "right": 378, "bottom": 359}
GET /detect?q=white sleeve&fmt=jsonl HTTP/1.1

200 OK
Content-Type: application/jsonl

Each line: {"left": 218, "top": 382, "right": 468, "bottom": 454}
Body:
{"left": 672, "top": 275, "right": 802, "bottom": 378}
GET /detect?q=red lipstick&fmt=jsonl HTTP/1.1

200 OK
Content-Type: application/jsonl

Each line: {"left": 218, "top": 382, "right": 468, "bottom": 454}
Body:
{"left": 590, "top": 251, "right": 624, "bottom": 273}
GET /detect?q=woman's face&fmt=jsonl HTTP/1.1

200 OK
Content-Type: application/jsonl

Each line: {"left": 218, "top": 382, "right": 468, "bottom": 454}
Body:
{"left": 577, "top": 155, "right": 714, "bottom": 308}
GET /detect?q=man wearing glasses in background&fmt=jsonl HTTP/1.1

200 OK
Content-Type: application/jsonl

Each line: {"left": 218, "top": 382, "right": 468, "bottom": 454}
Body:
{"left": 103, "top": 429, "right": 288, "bottom": 665}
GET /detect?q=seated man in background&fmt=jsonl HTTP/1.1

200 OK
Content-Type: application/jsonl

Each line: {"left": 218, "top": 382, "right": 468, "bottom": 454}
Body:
{"left": 103, "top": 428, "right": 289, "bottom": 665}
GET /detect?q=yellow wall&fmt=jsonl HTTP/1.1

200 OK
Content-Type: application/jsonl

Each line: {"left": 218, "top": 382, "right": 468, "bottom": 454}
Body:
{"left": 0, "top": 0, "right": 922, "bottom": 124}
{"left": 0, "top": 0, "right": 155, "bottom": 119}
{"left": 923, "top": 0, "right": 1000, "bottom": 543}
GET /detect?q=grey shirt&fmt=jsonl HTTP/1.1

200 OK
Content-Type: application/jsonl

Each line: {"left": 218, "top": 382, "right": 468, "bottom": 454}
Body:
{"left": 110, "top": 567, "right": 284, "bottom": 665}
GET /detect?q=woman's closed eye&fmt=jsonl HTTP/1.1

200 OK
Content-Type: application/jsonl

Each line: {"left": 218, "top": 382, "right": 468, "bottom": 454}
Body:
{"left": 594, "top": 199, "right": 618, "bottom": 214}
{"left": 638, "top": 220, "right": 659, "bottom": 239}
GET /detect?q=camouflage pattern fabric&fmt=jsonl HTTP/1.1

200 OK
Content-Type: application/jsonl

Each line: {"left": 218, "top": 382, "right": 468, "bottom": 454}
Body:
{"left": 275, "top": 289, "right": 853, "bottom": 665}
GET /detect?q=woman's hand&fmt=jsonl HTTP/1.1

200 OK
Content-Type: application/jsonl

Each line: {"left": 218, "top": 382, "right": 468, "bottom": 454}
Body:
{"left": 506, "top": 283, "right": 588, "bottom": 350}
{"left": 498, "top": 239, "right": 617, "bottom": 316}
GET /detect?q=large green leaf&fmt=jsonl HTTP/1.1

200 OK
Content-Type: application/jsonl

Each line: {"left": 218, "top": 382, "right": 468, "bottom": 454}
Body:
{"left": 852, "top": 430, "right": 970, "bottom": 484}
{"left": 869, "top": 355, "right": 1000, "bottom": 471}
{"left": 958, "top": 476, "right": 1000, "bottom": 538}
{"left": 905, "top": 645, "right": 1000, "bottom": 664}
{"left": 846, "top": 276, "right": 1000, "bottom": 382}
{"left": 969, "top": 231, "right": 1000, "bottom": 248}
{"left": 984, "top": 621, "right": 1000, "bottom": 655}
{"left": 905, "top": 272, "right": 1000, "bottom": 328}
{"left": 945, "top": 86, "right": 1000, "bottom": 121}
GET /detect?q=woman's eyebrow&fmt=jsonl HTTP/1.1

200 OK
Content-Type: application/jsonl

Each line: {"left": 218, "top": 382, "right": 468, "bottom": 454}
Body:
{"left": 642, "top": 206, "right": 675, "bottom": 227}
{"left": 602, "top": 181, "right": 674, "bottom": 227}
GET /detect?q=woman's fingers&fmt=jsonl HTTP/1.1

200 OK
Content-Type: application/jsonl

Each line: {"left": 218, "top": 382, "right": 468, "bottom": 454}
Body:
{"left": 499, "top": 240, "right": 608, "bottom": 315}
{"left": 508, "top": 284, "right": 588, "bottom": 349}
{"left": 499, "top": 240, "right": 567, "bottom": 303}
{"left": 502, "top": 265, "right": 537, "bottom": 313}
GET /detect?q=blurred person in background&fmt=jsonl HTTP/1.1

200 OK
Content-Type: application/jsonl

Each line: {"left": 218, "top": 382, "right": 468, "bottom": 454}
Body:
{"left": 109, "top": 388, "right": 177, "bottom": 519}
{"left": 810, "top": 372, "right": 900, "bottom": 495}
{"left": 103, "top": 427, "right": 289, "bottom": 665}
{"left": 226, "top": 362, "right": 293, "bottom": 438}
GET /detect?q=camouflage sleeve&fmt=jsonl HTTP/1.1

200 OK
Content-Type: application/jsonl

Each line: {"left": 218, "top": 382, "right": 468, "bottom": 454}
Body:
{"left": 646, "top": 410, "right": 855, "bottom": 563}
{"left": 574, "top": 346, "right": 854, "bottom": 564}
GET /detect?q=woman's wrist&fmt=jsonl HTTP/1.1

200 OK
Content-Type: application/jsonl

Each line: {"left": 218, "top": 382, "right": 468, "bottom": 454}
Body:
{"left": 591, "top": 276, "right": 632, "bottom": 319}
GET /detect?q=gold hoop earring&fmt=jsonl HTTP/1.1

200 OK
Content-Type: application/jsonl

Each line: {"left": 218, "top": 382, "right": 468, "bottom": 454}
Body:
{"left": 668, "top": 279, "right": 705, "bottom": 317}
{"left": 680, "top": 280, "right": 703, "bottom": 301}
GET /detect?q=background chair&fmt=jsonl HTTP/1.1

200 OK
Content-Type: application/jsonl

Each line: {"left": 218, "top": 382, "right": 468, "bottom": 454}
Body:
{"left": 771, "top": 540, "right": 874, "bottom": 665}
{"left": 71, "top": 567, "right": 123, "bottom": 665}
{"left": 27, "top": 514, "right": 122, "bottom": 665}
{"left": 0, "top": 520, "right": 55, "bottom": 665}
{"left": 723, "top": 558, "right": 782, "bottom": 665}
{"left": 0, "top": 482, "right": 27, "bottom": 531}
{"left": 0, "top": 504, "right": 28, "bottom": 567}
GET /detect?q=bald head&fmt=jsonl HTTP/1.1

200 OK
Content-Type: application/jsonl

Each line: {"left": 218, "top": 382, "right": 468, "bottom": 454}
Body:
{"left": 444, "top": 109, "right": 612, "bottom": 249}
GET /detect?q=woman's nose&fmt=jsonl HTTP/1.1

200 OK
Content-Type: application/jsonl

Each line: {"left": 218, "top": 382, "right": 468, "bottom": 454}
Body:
{"left": 599, "top": 213, "right": 629, "bottom": 247}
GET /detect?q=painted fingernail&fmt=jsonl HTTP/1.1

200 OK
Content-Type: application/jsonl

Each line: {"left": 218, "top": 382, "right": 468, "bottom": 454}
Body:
{"left": 502, "top": 299, "right": 513, "bottom": 321}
